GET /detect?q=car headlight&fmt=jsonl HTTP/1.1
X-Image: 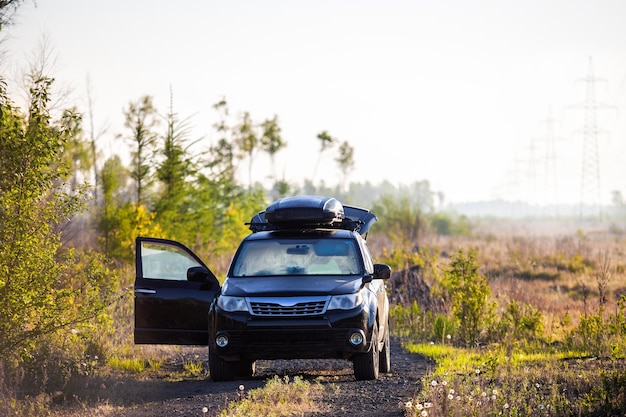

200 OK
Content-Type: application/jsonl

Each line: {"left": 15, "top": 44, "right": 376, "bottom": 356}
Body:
{"left": 328, "top": 292, "right": 363, "bottom": 310}
{"left": 217, "top": 296, "right": 248, "bottom": 312}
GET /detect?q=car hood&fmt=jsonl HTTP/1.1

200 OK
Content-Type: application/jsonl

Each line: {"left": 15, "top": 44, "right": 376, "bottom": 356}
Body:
{"left": 221, "top": 276, "right": 363, "bottom": 297}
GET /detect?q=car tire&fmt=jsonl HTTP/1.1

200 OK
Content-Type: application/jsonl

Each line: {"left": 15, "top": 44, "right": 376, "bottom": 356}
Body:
{"left": 353, "top": 324, "right": 379, "bottom": 380}
{"left": 379, "top": 321, "right": 391, "bottom": 373}
{"left": 208, "top": 348, "right": 237, "bottom": 381}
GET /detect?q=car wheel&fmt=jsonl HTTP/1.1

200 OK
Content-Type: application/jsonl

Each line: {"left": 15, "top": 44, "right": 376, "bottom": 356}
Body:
{"left": 379, "top": 321, "right": 391, "bottom": 373}
{"left": 237, "top": 360, "right": 256, "bottom": 378}
{"left": 353, "top": 325, "right": 379, "bottom": 380}
{"left": 208, "top": 348, "right": 237, "bottom": 381}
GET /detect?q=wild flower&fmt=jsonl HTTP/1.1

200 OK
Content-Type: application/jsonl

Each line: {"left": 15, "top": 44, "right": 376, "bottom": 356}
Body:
{"left": 431, "top": 380, "right": 438, "bottom": 387}
{"left": 424, "top": 402, "right": 432, "bottom": 408}
{"left": 202, "top": 406, "right": 208, "bottom": 415}
{"left": 416, "top": 403, "right": 424, "bottom": 410}
{"left": 237, "top": 384, "right": 245, "bottom": 400}
{"left": 420, "top": 411, "right": 428, "bottom": 417}
{"left": 448, "top": 394, "right": 454, "bottom": 400}
{"left": 405, "top": 401, "right": 413, "bottom": 409}
{"left": 503, "top": 403, "right": 509, "bottom": 409}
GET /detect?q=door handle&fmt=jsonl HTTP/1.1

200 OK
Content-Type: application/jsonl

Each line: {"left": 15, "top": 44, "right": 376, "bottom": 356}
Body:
{"left": 135, "top": 288, "right": 157, "bottom": 295}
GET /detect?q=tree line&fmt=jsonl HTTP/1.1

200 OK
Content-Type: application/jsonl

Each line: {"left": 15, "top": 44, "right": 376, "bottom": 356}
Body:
{"left": 0, "top": 69, "right": 444, "bottom": 398}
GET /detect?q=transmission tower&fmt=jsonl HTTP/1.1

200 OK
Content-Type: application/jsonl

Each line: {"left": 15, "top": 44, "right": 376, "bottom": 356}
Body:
{"left": 526, "top": 138, "right": 539, "bottom": 205}
{"left": 571, "top": 57, "right": 612, "bottom": 220}
{"left": 535, "top": 107, "right": 562, "bottom": 216}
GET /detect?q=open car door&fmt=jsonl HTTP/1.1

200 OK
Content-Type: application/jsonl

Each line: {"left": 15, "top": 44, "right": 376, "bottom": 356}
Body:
{"left": 134, "top": 237, "right": 220, "bottom": 345}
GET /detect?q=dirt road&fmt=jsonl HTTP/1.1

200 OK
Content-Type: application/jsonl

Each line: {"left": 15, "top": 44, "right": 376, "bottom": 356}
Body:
{"left": 88, "top": 339, "right": 430, "bottom": 417}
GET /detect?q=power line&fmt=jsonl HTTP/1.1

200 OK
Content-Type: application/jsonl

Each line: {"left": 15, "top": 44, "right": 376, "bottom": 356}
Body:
{"left": 534, "top": 107, "right": 563, "bottom": 216}
{"left": 569, "top": 57, "right": 615, "bottom": 220}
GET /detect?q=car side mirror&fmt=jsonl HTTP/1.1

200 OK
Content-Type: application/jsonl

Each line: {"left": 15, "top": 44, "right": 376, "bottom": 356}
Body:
{"left": 187, "top": 266, "right": 215, "bottom": 283}
{"left": 373, "top": 263, "right": 391, "bottom": 280}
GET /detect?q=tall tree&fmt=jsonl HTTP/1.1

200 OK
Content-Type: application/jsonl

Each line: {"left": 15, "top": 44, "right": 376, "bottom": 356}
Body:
{"left": 312, "top": 130, "right": 335, "bottom": 184}
{"left": 233, "top": 111, "right": 258, "bottom": 188}
{"left": 154, "top": 89, "right": 198, "bottom": 240}
{"left": 336, "top": 140, "right": 354, "bottom": 189}
{"left": 97, "top": 155, "right": 127, "bottom": 258}
{"left": 157, "top": 90, "right": 192, "bottom": 202}
{"left": 85, "top": 75, "right": 108, "bottom": 203}
{"left": 206, "top": 98, "right": 237, "bottom": 195}
{"left": 122, "top": 95, "right": 159, "bottom": 205}
{"left": 0, "top": 0, "right": 25, "bottom": 31}
{"left": 260, "top": 115, "right": 285, "bottom": 182}
{"left": 58, "top": 107, "right": 92, "bottom": 193}
{"left": 96, "top": 154, "right": 162, "bottom": 262}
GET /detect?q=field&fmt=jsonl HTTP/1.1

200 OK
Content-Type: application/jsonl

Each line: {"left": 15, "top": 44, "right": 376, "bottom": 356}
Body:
{"left": 380, "top": 218, "right": 626, "bottom": 416}
{"left": 2, "top": 217, "right": 626, "bottom": 416}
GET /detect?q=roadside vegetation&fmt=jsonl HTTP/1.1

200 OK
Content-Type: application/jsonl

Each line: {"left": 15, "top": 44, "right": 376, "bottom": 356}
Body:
{"left": 0, "top": 39, "right": 459, "bottom": 416}
{"left": 2, "top": 4, "right": 626, "bottom": 415}
{"left": 387, "top": 229, "right": 626, "bottom": 417}
{"left": 218, "top": 376, "right": 325, "bottom": 417}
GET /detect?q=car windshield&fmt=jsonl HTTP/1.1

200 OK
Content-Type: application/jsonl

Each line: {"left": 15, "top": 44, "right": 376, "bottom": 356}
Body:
{"left": 231, "top": 238, "right": 360, "bottom": 277}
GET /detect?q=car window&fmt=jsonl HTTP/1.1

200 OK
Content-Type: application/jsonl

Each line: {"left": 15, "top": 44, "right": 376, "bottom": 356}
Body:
{"left": 357, "top": 237, "right": 375, "bottom": 274}
{"left": 231, "top": 238, "right": 360, "bottom": 277}
{"left": 141, "top": 241, "right": 202, "bottom": 281}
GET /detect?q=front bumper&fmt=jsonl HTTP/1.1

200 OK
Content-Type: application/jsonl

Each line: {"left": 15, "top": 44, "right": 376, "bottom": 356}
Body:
{"left": 210, "top": 305, "right": 372, "bottom": 361}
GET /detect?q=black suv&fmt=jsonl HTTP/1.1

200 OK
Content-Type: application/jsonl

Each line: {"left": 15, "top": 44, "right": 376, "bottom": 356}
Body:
{"left": 134, "top": 196, "right": 391, "bottom": 381}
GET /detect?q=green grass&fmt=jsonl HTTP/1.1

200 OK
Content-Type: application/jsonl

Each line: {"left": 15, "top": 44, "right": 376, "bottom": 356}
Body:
{"left": 403, "top": 342, "right": 626, "bottom": 417}
{"left": 106, "top": 355, "right": 146, "bottom": 373}
{"left": 219, "top": 375, "right": 326, "bottom": 417}
{"left": 183, "top": 360, "right": 205, "bottom": 377}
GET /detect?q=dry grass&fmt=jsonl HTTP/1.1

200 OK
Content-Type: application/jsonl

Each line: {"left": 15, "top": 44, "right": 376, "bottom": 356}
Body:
{"left": 396, "top": 218, "right": 626, "bottom": 416}
{"left": 415, "top": 219, "right": 626, "bottom": 342}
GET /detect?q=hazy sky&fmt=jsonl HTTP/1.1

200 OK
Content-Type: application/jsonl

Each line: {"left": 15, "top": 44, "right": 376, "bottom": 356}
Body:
{"left": 3, "top": 0, "right": 626, "bottom": 205}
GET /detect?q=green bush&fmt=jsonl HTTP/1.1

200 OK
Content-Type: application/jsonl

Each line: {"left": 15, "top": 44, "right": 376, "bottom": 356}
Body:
{"left": 440, "top": 249, "right": 493, "bottom": 347}
{"left": 0, "top": 77, "right": 118, "bottom": 396}
{"left": 492, "top": 299, "right": 544, "bottom": 350}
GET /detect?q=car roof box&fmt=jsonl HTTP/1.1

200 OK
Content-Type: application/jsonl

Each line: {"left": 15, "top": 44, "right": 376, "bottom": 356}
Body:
{"left": 264, "top": 195, "right": 344, "bottom": 227}
{"left": 248, "top": 195, "right": 378, "bottom": 238}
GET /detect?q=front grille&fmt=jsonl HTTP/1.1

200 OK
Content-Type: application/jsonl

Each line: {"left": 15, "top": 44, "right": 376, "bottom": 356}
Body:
{"left": 249, "top": 297, "right": 328, "bottom": 316}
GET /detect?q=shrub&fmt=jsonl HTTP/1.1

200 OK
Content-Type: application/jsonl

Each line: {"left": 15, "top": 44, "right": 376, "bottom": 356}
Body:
{"left": 440, "top": 249, "right": 493, "bottom": 347}
{"left": 492, "top": 299, "right": 544, "bottom": 350}
{"left": 0, "top": 77, "right": 118, "bottom": 397}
